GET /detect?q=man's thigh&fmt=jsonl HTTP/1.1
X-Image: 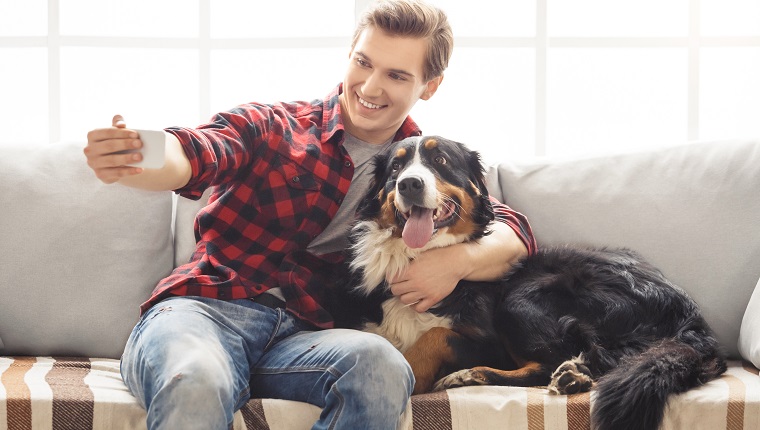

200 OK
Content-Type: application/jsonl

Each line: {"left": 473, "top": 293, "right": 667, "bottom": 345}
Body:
{"left": 250, "top": 328, "right": 412, "bottom": 406}
{"left": 121, "top": 296, "right": 290, "bottom": 407}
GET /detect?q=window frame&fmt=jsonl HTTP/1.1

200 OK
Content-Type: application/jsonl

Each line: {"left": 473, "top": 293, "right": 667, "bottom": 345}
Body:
{"left": 1, "top": 0, "right": 759, "bottom": 155}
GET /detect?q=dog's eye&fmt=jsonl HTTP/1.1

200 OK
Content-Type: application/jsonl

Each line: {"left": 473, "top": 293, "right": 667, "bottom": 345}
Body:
{"left": 434, "top": 155, "right": 447, "bottom": 165}
{"left": 391, "top": 161, "right": 401, "bottom": 171}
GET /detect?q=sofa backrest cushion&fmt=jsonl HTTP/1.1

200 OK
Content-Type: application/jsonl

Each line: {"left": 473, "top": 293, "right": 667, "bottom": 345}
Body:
{"left": 487, "top": 139, "right": 760, "bottom": 358}
{"left": 0, "top": 142, "right": 174, "bottom": 358}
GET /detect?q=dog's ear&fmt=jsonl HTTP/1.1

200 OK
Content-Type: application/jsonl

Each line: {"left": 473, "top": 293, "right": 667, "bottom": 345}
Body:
{"left": 355, "top": 147, "right": 393, "bottom": 220}
{"left": 465, "top": 147, "right": 496, "bottom": 229}
{"left": 465, "top": 148, "right": 489, "bottom": 195}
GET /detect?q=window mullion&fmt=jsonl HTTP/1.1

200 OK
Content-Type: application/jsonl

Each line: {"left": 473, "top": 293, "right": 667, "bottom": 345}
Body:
{"left": 199, "top": 0, "right": 211, "bottom": 123}
{"left": 688, "top": 0, "right": 701, "bottom": 141}
{"left": 48, "top": 0, "right": 61, "bottom": 143}
{"left": 535, "top": 0, "right": 548, "bottom": 156}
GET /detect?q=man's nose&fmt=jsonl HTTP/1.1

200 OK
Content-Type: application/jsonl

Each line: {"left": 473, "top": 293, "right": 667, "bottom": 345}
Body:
{"left": 361, "top": 72, "right": 383, "bottom": 98}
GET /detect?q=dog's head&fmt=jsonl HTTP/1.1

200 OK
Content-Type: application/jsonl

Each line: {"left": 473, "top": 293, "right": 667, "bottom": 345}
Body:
{"left": 357, "top": 136, "right": 495, "bottom": 250}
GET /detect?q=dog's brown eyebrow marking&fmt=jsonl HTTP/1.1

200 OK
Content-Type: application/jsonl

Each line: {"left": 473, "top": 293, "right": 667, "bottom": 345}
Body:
{"left": 423, "top": 138, "right": 438, "bottom": 150}
{"left": 395, "top": 147, "right": 407, "bottom": 158}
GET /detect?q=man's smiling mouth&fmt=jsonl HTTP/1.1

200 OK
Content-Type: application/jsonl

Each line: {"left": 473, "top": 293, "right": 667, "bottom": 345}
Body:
{"left": 359, "top": 96, "right": 384, "bottom": 109}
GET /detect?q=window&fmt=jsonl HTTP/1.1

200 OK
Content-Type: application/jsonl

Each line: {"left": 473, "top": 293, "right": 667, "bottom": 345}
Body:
{"left": 1, "top": 0, "right": 759, "bottom": 160}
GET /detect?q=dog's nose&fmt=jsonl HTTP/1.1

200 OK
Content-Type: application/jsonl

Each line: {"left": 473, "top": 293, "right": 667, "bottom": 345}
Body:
{"left": 398, "top": 176, "right": 424, "bottom": 199}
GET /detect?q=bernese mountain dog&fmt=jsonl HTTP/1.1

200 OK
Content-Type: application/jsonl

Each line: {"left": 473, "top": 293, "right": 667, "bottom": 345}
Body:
{"left": 329, "top": 135, "right": 726, "bottom": 430}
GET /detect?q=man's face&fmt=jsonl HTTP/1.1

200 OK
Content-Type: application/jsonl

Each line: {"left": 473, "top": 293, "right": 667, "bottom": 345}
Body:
{"left": 340, "top": 27, "right": 441, "bottom": 144}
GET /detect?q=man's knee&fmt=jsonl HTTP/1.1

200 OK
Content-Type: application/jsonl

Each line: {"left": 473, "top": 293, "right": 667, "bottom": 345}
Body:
{"left": 337, "top": 331, "right": 414, "bottom": 395}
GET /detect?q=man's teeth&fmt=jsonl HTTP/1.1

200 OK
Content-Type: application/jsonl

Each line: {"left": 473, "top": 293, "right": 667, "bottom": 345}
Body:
{"left": 359, "top": 97, "right": 382, "bottom": 109}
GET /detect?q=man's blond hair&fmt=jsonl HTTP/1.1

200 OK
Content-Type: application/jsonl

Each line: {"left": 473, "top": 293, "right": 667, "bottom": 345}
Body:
{"left": 352, "top": 0, "right": 453, "bottom": 81}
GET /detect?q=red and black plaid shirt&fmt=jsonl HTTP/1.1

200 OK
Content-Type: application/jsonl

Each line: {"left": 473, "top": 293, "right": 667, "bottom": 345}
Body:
{"left": 141, "top": 84, "right": 537, "bottom": 328}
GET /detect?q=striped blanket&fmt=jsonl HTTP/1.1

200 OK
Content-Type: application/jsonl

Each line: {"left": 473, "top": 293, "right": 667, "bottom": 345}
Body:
{"left": 1, "top": 357, "right": 758, "bottom": 430}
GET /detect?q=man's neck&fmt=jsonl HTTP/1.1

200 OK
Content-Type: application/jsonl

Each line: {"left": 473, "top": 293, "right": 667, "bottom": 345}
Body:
{"left": 338, "top": 93, "right": 397, "bottom": 145}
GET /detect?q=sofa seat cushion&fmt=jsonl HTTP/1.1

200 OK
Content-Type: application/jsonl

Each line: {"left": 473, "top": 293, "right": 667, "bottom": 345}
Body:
{"left": 1, "top": 357, "right": 758, "bottom": 429}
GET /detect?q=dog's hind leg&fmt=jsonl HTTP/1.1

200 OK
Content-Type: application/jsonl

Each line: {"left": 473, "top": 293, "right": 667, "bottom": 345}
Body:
{"left": 432, "top": 361, "right": 551, "bottom": 392}
{"left": 403, "top": 327, "right": 469, "bottom": 394}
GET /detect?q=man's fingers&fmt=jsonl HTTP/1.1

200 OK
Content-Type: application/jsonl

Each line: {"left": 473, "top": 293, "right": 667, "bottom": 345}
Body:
{"left": 398, "top": 291, "right": 422, "bottom": 306}
{"left": 87, "top": 127, "right": 139, "bottom": 145}
{"left": 85, "top": 137, "right": 141, "bottom": 156}
{"left": 87, "top": 150, "right": 143, "bottom": 169}
{"left": 112, "top": 114, "right": 126, "bottom": 128}
{"left": 94, "top": 166, "right": 144, "bottom": 183}
{"left": 412, "top": 300, "right": 430, "bottom": 313}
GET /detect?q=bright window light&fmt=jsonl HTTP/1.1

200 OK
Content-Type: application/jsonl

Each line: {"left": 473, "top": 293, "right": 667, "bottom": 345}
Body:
{"left": 59, "top": 48, "right": 200, "bottom": 141}
{"left": 547, "top": 48, "right": 689, "bottom": 156}
{"left": 210, "top": 48, "right": 348, "bottom": 114}
{"left": 411, "top": 47, "right": 536, "bottom": 161}
{"left": 700, "top": 48, "right": 760, "bottom": 140}
{"left": 701, "top": 0, "right": 760, "bottom": 36}
{"left": 430, "top": 0, "right": 536, "bottom": 37}
{"left": 548, "top": 0, "right": 689, "bottom": 37}
{"left": 60, "top": 0, "right": 199, "bottom": 37}
{"left": 0, "top": 49, "right": 48, "bottom": 145}
{"left": 1, "top": 1, "right": 758, "bottom": 159}
{"left": 210, "top": 0, "right": 354, "bottom": 38}
{"left": 0, "top": 0, "right": 47, "bottom": 36}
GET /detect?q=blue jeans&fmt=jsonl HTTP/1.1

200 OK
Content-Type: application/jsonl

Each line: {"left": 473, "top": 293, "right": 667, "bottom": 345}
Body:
{"left": 120, "top": 296, "right": 413, "bottom": 430}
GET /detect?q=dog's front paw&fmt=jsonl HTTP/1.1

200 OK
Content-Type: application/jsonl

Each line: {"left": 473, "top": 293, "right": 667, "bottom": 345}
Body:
{"left": 548, "top": 357, "right": 593, "bottom": 395}
{"left": 432, "top": 368, "right": 487, "bottom": 392}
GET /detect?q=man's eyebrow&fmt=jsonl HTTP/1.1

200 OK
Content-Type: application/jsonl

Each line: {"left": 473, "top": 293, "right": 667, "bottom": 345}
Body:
{"left": 354, "top": 51, "right": 417, "bottom": 78}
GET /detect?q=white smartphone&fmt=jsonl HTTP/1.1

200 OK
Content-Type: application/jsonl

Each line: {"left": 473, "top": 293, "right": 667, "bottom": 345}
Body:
{"left": 111, "top": 129, "right": 166, "bottom": 169}
{"left": 128, "top": 129, "right": 166, "bottom": 169}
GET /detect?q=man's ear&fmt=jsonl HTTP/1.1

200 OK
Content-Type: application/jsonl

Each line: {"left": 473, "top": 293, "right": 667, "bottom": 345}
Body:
{"left": 420, "top": 75, "right": 443, "bottom": 101}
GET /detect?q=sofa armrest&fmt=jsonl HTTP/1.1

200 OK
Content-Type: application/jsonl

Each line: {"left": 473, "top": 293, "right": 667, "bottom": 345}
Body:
{"left": 739, "top": 277, "right": 760, "bottom": 367}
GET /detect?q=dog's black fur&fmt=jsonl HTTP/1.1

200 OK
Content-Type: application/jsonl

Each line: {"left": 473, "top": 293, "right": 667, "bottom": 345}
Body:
{"left": 328, "top": 136, "right": 726, "bottom": 430}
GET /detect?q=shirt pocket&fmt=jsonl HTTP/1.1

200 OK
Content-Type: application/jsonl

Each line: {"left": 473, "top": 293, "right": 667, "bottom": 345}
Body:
{"left": 259, "top": 158, "right": 322, "bottom": 233}
{"left": 280, "top": 162, "right": 319, "bottom": 193}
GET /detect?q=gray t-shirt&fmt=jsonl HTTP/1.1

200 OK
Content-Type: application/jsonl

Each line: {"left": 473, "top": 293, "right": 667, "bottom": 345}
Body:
{"left": 307, "top": 133, "right": 392, "bottom": 255}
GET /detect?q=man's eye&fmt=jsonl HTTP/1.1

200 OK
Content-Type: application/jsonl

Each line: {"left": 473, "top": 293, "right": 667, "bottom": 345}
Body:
{"left": 356, "top": 58, "right": 370, "bottom": 68}
{"left": 389, "top": 73, "right": 406, "bottom": 81}
{"left": 434, "top": 155, "right": 447, "bottom": 165}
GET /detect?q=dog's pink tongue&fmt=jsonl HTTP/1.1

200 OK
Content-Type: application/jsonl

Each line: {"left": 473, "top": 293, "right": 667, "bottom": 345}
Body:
{"left": 402, "top": 207, "right": 435, "bottom": 248}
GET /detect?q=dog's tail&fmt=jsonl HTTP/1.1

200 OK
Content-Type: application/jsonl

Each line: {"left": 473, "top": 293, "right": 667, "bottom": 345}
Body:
{"left": 592, "top": 330, "right": 726, "bottom": 430}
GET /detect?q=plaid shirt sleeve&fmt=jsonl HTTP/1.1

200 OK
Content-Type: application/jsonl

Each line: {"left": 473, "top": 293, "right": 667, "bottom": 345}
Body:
{"left": 165, "top": 105, "right": 276, "bottom": 201}
{"left": 490, "top": 197, "right": 538, "bottom": 255}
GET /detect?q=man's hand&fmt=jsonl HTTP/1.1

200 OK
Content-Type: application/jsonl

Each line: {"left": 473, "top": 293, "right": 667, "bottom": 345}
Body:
{"left": 388, "top": 245, "right": 464, "bottom": 313}
{"left": 84, "top": 115, "right": 191, "bottom": 191}
{"left": 388, "top": 222, "right": 528, "bottom": 313}
{"left": 84, "top": 115, "right": 144, "bottom": 184}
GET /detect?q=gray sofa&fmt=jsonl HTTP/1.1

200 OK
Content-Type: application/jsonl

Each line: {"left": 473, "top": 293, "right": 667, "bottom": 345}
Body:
{"left": 2, "top": 138, "right": 760, "bottom": 429}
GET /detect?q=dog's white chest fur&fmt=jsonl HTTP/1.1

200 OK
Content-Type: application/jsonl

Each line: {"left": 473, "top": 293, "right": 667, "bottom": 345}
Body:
{"left": 349, "top": 219, "right": 460, "bottom": 353}
{"left": 361, "top": 298, "right": 453, "bottom": 353}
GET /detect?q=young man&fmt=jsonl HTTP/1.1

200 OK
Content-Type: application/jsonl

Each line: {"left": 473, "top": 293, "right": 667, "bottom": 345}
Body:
{"left": 84, "top": 1, "right": 535, "bottom": 429}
